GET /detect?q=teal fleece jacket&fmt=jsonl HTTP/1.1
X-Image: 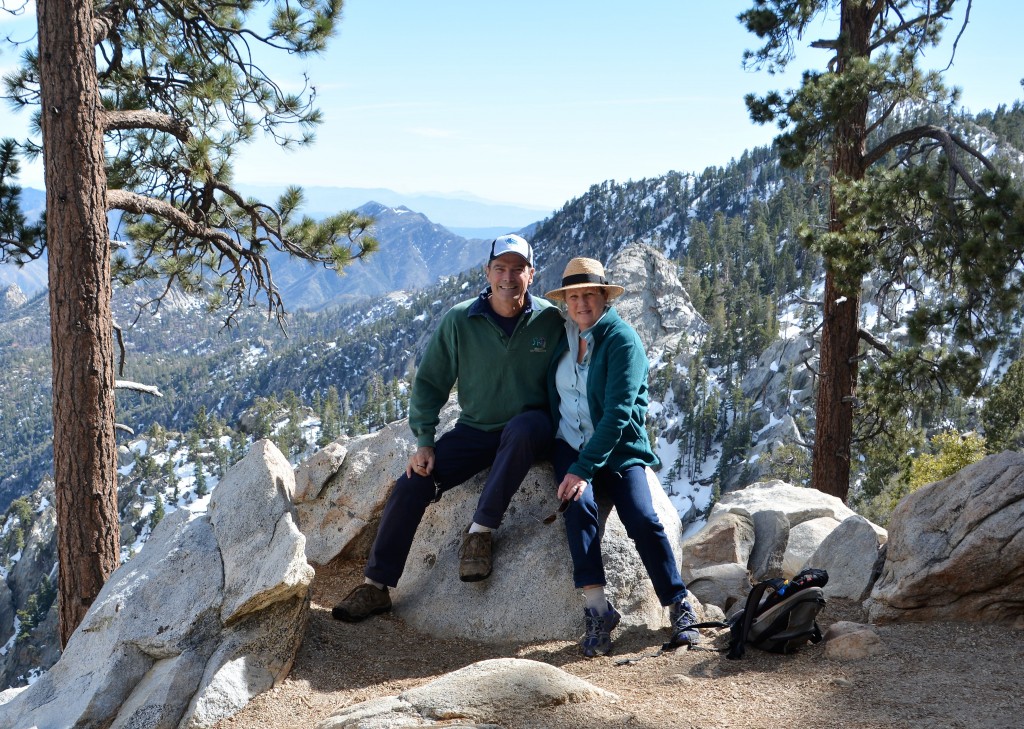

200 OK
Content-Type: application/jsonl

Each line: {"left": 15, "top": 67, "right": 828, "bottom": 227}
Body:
{"left": 547, "top": 306, "right": 660, "bottom": 480}
{"left": 409, "top": 289, "right": 564, "bottom": 447}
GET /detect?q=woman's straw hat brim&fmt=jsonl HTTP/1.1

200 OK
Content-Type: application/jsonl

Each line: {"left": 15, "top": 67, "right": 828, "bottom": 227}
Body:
{"left": 545, "top": 257, "right": 625, "bottom": 301}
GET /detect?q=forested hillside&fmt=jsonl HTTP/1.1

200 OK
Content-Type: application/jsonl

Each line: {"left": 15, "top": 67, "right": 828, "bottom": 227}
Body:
{"left": 1, "top": 99, "right": 1023, "bottom": 688}
{"left": 3, "top": 100, "right": 1023, "bottom": 516}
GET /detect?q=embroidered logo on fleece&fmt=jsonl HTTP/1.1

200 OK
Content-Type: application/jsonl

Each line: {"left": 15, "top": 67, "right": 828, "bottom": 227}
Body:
{"left": 530, "top": 336, "right": 547, "bottom": 352}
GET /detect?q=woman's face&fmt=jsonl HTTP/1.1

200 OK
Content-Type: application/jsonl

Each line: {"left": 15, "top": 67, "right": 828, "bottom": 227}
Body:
{"left": 565, "top": 286, "right": 607, "bottom": 331}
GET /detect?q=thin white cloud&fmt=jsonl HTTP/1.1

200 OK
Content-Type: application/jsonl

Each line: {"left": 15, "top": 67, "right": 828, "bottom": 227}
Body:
{"left": 406, "top": 127, "right": 457, "bottom": 139}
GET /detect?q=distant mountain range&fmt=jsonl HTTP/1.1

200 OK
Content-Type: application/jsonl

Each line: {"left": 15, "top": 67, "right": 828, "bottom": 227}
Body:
{"left": 237, "top": 184, "right": 552, "bottom": 235}
{"left": 0, "top": 185, "right": 553, "bottom": 299}
{"left": 269, "top": 201, "right": 507, "bottom": 311}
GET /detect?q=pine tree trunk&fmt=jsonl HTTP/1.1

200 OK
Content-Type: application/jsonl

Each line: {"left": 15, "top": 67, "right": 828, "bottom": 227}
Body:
{"left": 811, "top": 272, "right": 860, "bottom": 500}
{"left": 809, "top": 0, "right": 873, "bottom": 503}
{"left": 37, "top": 0, "right": 120, "bottom": 646}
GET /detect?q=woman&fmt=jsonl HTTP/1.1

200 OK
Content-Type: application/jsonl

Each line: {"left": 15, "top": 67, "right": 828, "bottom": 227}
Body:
{"left": 545, "top": 257, "right": 699, "bottom": 657}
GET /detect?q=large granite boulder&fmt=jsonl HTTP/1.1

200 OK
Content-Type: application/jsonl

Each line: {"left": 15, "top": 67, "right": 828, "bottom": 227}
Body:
{"left": 746, "top": 509, "right": 790, "bottom": 581}
{"left": 679, "top": 511, "right": 755, "bottom": 580}
{"left": 712, "top": 479, "right": 861, "bottom": 526}
{"left": 396, "top": 461, "right": 689, "bottom": 640}
{"left": 783, "top": 516, "right": 841, "bottom": 577}
{"left": 315, "top": 658, "right": 617, "bottom": 729}
{"left": 714, "top": 479, "right": 886, "bottom": 581}
{"left": 867, "top": 451, "right": 1024, "bottom": 627}
{"left": 296, "top": 417, "right": 415, "bottom": 567}
{"left": 295, "top": 400, "right": 698, "bottom": 641}
{"left": 679, "top": 480, "right": 888, "bottom": 612}
{"left": 806, "top": 515, "right": 886, "bottom": 602}
{"left": 0, "top": 440, "right": 314, "bottom": 729}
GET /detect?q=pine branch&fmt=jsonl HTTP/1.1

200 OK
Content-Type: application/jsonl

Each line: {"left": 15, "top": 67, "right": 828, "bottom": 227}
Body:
{"left": 115, "top": 380, "right": 164, "bottom": 397}
{"left": 106, "top": 188, "right": 242, "bottom": 252}
{"left": 857, "top": 328, "right": 893, "bottom": 358}
{"left": 102, "top": 109, "right": 192, "bottom": 141}
{"left": 868, "top": 1, "right": 956, "bottom": 53}
{"left": 863, "top": 124, "right": 996, "bottom": 194}
{"left": 791, "top": 293, "right": 823, "bottom": 307}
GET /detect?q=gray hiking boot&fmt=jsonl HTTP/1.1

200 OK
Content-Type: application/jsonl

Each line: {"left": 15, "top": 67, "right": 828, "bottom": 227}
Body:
{"left": 332, "top": 583, "right": 392, "bottom": 622}
{"left": 668, "top": 598, "right": 700, "bottom": 647}
{"left": 459, "top": 531, "right": 493, "bottom": 582}
{"left": 581, "top": 601, "right": 621, "bottom": 657}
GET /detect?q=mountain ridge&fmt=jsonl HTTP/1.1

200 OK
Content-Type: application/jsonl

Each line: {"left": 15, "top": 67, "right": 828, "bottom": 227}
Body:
{"left": 0, "top": 186, "right": 550, "bottom": 299}
{"left": 2, "top": 103, "right": 1024, "bottom": 688}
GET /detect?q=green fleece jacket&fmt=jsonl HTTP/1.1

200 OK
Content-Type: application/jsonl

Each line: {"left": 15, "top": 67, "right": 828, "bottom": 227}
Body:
{"left": 547, "top": 306, "right": 660, "bottom": 480}
{"left": 409, "top": 289, "right": 564, "bottom": 447}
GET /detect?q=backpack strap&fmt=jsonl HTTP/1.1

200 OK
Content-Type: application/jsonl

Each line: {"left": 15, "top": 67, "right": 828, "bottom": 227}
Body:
{"left": 727, "top": 579, "right": 775, "bottom": 660}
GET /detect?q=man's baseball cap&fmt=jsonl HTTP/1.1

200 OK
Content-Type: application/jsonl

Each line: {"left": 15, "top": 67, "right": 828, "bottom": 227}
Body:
{"left": 489, "top": 234, "right": 534, "bottom": 267}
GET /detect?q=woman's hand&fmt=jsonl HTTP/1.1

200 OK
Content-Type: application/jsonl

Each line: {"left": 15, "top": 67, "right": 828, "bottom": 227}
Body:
{"left": 557, "top": 473, "right": 589, "bottom": 502}
{"left": 406, "top": 446, "right": 435, "bottom": 478}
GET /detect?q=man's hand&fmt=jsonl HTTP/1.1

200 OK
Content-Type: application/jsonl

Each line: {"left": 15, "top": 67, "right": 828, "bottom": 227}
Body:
{"left": 557, "top": 473, "right": 589, "bottom": 502}
{"left": 407, "top": 446, "right": 436, "bottom": 478}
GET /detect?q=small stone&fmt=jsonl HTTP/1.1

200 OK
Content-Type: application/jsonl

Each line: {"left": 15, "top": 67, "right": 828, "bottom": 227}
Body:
{"left": 664, "top": 674, "right": 695, "bottom": 684}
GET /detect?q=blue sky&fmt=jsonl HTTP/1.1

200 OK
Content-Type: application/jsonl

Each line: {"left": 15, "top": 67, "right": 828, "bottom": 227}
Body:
{"left": 1, "top": 1, "right": 1021, "bottom": 211}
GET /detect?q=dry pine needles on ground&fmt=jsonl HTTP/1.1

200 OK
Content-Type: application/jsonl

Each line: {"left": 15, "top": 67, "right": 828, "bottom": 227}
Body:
{"left": 214, "top": 560, "right": 1024, "bottom": 729}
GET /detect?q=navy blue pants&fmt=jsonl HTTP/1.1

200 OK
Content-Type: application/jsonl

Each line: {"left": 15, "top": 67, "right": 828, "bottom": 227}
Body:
{"left": 365, "top": 410, "right": 553, "bottom": 587}
{"left": 551, "top": 438, "right": 687, "bottom": 607}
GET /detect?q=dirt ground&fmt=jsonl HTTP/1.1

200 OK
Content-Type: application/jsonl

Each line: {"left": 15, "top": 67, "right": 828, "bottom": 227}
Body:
{"left": 214, "top": 561, "right": 1024, "bottom": 729}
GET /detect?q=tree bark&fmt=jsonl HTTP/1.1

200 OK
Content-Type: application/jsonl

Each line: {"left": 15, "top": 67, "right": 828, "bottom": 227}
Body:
{"left": 812, "top": 273, "right": 861, "bottom": 500}
{"left": 38, "top": 0, "right": 120, "bottom": 646}
{"left": 809, "top": 0, "right": 873, "bottom": 502}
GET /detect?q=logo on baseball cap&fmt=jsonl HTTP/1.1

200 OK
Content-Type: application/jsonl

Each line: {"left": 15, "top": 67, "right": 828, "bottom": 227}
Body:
{"left": 489, "top": 234, "right": 534, "bottom": 267}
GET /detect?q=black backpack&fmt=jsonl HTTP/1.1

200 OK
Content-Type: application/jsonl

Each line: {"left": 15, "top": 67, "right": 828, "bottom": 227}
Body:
{"left": 690, "top": 567, "right": 828, "bottom": 659}
{"left": 612, "top": 568, "right": 829, "bottom": 667}
{"left": 724, "top": 567, "right": 828, "bottom": 659}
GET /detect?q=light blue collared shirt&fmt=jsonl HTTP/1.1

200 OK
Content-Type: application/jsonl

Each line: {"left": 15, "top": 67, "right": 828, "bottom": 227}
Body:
{"left": 555, "top": 311, "right": 608, "bottom": 451}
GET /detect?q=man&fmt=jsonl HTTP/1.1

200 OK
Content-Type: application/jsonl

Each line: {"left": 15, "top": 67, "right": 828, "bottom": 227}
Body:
{"left": 332, "top": 233, "right": 564, "bottom": 622}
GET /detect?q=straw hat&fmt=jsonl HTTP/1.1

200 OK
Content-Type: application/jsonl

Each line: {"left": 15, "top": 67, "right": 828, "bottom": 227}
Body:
{"left": 545, "top": 257, "right": 625, "bottom": 301}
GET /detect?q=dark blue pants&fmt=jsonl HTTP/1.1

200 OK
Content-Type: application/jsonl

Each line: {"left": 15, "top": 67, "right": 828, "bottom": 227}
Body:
{"left": 551, "top": 438, "right": 687, "bottom": 607}
{"left": 365, "top": 410, "right": 553, "bottom": 587}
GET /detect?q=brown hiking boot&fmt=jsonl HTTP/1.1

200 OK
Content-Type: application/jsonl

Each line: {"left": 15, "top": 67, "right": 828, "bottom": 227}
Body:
{"left": 459, "top": 531, "right": 493, "bottom": 582}
{"left": 331, "top": 583, "right": 392, "bottom": 622}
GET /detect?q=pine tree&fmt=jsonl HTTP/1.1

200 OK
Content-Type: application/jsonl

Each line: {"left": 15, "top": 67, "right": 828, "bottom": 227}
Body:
{"left": 186, "top": 430, "right": 201, "bottom": 458}
{"left": 195, "top": 466, "right": 208, "bottom": 498}
{"left": 981, "top": 359, "right": 1024, "bottom": 451}
{"left": 0, "top": 139, "right": 43, "bottom": 260}
{"left": 741, "top": 0, "right": 1024, "bottom": 502}
{"left": 194, "top": 406, "right": 210, "bottom": 439}
{"left": 151, "top": 492, "right": 165, "bottom": 529}
{"left": 1, "top": 0, "right": 379, "bottom": 645}
{"left": 320, "top": 385, "right": 341, "bottom": 445}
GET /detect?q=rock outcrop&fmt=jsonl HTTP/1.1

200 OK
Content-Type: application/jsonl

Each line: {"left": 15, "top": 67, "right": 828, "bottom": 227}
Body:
{"left": 296, "top": 401, "right": 698, "bottom": 642}
{"left": 607, "top": 243, "right": 707, "bottom": 353}
{"left": 680, "top": 480, "right": 887, "bottom": 612}
{"left": 0, "top": 284, "right": 27, "bottom": 316}
{"left": 0, "top": 440, "right": 313, "bottom": 729}
{"left": 734, "top": 334, "right": 816, "bottom": 490}
{"left": 867, "top": 451, "right": 1024, "bottom": 627}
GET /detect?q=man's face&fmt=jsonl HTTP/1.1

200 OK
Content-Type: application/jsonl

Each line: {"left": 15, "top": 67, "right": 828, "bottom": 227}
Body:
{"left": 486, "top": 253, "right": 534, "bottom": 304}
